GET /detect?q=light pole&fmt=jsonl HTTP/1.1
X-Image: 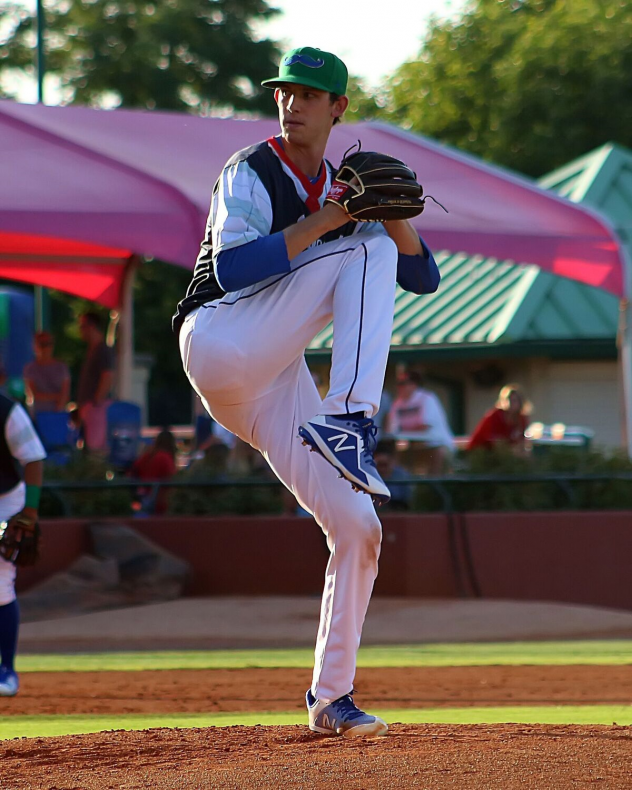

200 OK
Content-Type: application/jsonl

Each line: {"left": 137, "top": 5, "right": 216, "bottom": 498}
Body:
{"left": 34, "top": 0, "right": 46, "bottom": 329}
{"left": 36, "top": 0, "right": 45, "bottom": 104}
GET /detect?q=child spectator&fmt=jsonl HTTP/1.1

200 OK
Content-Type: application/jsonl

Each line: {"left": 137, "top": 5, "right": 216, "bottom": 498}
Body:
{"left": 129, "top": 429, "right": 177, "bottom": 515}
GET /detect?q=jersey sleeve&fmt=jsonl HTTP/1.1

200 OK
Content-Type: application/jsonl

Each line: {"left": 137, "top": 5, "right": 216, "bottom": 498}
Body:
{"left": 396, "top": 237, "right": 441, "bottom": 294}
{"left": 211, "top": 159, "right": 274, "bottom": 256}
{"left": 5, "top": 403, "right": 46, "bottom": 465}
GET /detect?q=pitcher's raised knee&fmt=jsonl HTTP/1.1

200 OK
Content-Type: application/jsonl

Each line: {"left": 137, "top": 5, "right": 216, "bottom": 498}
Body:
{"left": 363, "top": 233, "right": 398, "bottom": 265}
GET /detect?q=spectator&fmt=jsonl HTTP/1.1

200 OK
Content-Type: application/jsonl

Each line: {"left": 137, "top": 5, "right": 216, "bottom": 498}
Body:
{"left": 373, "top": 386, "right": 393, "bottom": 432}
{"left": 76, "top": 311, "right": 115, "bottom": 453}
{"left": 468, "top": 383, "right": 531, "bottom": 454}
{"left": 228, "top": 438, "right": 274, "bottom": 479}
{"left": 129, "top": 429, "right": 177, "bottom": 515}
{"left": 186, "top": 441, "right": 232, "bottom": 482}
{"left": 373, "top": 438, "right": 414, "bottom": 511}
{"left": 386, "top": 370, "right": 454, "bottom": 474}
{"left": 23, "top": 331, "right": 70, "bottom": 416}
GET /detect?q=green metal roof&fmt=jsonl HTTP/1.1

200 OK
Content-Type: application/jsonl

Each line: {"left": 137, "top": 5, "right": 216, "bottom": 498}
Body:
{"left": 539, "top": 142, "right": 632, "bottom": 269}
{"left": 308, "top": 142, "right": 629, "bottom": 353}
{"left": 308, "top": 253, "right": 618, "bottom": 351}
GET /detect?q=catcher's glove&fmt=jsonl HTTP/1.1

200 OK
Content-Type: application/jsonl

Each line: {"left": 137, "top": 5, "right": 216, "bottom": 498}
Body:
{"left": 325, "top": 144, "right": 428, "bottom": 222}
{"left": 0, "top": 512, "right": 41, "bottom": 567}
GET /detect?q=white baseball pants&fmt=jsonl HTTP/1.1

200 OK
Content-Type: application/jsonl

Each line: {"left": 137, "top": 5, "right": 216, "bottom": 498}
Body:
{"left": 180, "top": 233, "right": 398, "bottom": 702}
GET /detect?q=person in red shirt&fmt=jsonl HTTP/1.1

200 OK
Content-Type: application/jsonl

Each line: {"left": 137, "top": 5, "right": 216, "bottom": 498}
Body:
{"left": 468, "top": 384, "right": 531, "bottom": 453}
{"left": 129, "top": 429, "right": 177, "bottom": 515}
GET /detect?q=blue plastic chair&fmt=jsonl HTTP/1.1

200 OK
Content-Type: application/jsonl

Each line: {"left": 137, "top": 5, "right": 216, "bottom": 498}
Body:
{"left": 35, "top": 411, "right": 77, "bottom": 465}
{"left": 107, "top": 401, "right": 142, "bottom": 468}
{"left": 195, "top": 414, "right": 213, "bottom": 448}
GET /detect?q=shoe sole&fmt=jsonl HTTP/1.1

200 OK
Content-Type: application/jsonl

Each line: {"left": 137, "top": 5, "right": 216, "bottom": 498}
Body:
{"left": 309, "top": 720, "right": 389, "bottom": 738}
{"left": 298, "top": 426, "right": 390, "bottom": 506}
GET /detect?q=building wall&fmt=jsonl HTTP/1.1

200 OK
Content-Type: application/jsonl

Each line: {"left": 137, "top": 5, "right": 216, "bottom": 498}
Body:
{"left": 530, "top": 360, "right": 622, "bottom": 449}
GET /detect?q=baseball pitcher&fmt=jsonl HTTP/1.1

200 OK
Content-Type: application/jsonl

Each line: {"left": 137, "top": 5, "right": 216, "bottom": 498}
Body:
{"left": 174, "top": 46, "right": 441, "bottom": 737}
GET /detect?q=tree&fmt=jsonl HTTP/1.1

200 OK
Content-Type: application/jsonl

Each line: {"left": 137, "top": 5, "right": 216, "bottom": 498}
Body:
{"left": 386, "top": 0, "right": 632, "bottom": 177}
{"left": 46, "top": 260, "right": 194, "bottom": 426}
{"left": 0, "top": 0, "right": 283, "bottom": 426}
{"left": 0, "top": 0, "right": 281, "bottom": 113}
{"left": 131, "top": 260, "right": 194, "bottom": 426}
{"left": 344, "top": 76, "right": 385, "bottom": 124}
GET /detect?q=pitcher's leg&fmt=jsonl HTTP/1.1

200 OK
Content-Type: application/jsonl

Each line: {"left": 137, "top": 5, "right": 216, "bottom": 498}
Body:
{"left": 181, "top": 234, "right": 397, "bottom": 414}
{"left": 182, "top": 341, "right": 381, "bottom": 702}
{"left": 296, "top": 234, "right": 397, "bottom": 503}
{"left": 250, "top": 360, "right": 382, "bottom": 703}
{"left": 324, "top": 233, "right": 398, "bottom": 417}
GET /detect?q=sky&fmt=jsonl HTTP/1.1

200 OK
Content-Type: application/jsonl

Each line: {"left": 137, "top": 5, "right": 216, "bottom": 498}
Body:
{"left": 7, "top": 0, "right": 467, "bottom": 101}
{"left": 255, "top": 0, "right": 468, "bottom": 88}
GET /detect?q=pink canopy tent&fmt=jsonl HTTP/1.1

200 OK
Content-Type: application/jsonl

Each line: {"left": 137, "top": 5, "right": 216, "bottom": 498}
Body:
{"left": 0, "top": 99, "right": 625, "bottom": 306}
{"left": 1, "top": 100, "right": 627, "bottom": 426}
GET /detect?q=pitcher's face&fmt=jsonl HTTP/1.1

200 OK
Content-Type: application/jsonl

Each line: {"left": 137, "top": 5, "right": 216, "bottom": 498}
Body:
{"left": 275, "top": 84, "right": 344, "bottom": 145}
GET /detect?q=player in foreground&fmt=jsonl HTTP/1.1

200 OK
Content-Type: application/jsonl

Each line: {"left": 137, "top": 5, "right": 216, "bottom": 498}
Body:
{"left": 174, "top": 46, "right": 440, "bottom": 737}
{"left": 0, "top": 392, "right": 46, "bottom": 696}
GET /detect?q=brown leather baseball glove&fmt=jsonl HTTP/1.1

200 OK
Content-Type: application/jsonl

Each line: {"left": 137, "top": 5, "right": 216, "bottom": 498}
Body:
{"left": 0, "top": 511, "right": 41, "bottom": 566}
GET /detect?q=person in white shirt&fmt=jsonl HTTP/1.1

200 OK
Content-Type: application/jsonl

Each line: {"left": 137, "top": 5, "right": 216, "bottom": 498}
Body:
{"left": 386, "top": 370, "right": 454, "bottom": 474}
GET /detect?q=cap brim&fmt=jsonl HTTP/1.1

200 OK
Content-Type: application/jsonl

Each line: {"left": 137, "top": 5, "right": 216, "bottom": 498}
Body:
{"left": 261, "top": 75, "right": 335, "bottom": 92}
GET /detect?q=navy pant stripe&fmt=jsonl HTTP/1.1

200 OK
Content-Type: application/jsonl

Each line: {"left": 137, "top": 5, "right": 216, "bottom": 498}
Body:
{"left": 345, "top": 243, "right": 368, "bottom": 413}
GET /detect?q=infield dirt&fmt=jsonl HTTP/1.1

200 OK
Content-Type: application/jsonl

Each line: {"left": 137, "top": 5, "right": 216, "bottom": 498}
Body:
{"left": 2, "top": 664, "right": 632, "bottom": 788}
{"left": 6, "top": 598, "right": 632, "bottom": 786}
{"left": 2, "top": 722, "right": 631, "bottom": 789}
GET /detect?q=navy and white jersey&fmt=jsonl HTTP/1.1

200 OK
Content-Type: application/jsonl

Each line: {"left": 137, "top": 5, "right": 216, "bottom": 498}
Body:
{"left": 0, "top": 394, "right": 46, "bottom": 496}
{"left": 173, "top": 137, "right": 385, "bottom": 332}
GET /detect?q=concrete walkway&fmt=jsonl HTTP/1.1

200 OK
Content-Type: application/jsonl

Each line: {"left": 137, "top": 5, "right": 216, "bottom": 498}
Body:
{"left": 18, "top": 597, "right": 632, "bottom": 652}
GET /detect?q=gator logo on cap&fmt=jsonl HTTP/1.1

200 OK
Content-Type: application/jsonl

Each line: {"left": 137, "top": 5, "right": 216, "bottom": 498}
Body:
{"left": 283, "top": 53, "right": 325, "bottom": 69}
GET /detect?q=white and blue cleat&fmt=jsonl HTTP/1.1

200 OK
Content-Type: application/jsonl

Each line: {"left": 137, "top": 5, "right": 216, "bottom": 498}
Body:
{"left": 0, "top": 667, "right": 19, "bottom": 697}
{"left": 298, "top": 414, "right": 390, "bottom": 505}
{"left": 306, "top": 689, "right": 388, "bottom": 738}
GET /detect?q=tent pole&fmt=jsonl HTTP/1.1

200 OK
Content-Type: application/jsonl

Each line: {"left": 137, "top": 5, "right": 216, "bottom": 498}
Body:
{"left": 619, "top": 245, "right": 632, "bottom": 458}
{"left": 116, "top": 256, "right": 140, "bottom": 402}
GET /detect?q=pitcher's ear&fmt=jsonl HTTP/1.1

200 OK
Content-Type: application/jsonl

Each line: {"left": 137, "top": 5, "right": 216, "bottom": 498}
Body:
{"left": 332, "top": 94, "right": 349, "bottom": 119}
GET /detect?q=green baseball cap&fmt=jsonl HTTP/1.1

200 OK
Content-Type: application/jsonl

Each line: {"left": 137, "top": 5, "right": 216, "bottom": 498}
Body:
{"left": 261, "top": 46, "right": 348, "bottom": 95}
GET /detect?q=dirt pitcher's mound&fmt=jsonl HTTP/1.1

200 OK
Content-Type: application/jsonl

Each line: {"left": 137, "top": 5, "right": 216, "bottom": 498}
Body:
{"left": 2, "top": 724, "right": 632, "bottom": 789}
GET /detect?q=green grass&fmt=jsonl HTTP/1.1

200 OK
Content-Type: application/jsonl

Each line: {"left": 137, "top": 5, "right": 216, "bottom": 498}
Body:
{"left": 17, "top": 641, "right": 632, "bottom": 673}
{"left": 3, "top": 706, "right": 632, "bottom": 740}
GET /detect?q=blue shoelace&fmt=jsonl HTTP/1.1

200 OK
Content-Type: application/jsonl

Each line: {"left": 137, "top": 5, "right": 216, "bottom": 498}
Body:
{"left": 356, "top": 418, "right": 379, "bottom": 465}
{"left": 330, "top": 694, "right": 366, "bottom": 722}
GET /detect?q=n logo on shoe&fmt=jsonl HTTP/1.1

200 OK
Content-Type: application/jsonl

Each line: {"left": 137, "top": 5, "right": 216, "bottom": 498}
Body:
{"left": 321, "top": 714, "right": 337, "bottom": 730}
{"left": 327, "top": 433, "right": 355, "bottom": 452}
